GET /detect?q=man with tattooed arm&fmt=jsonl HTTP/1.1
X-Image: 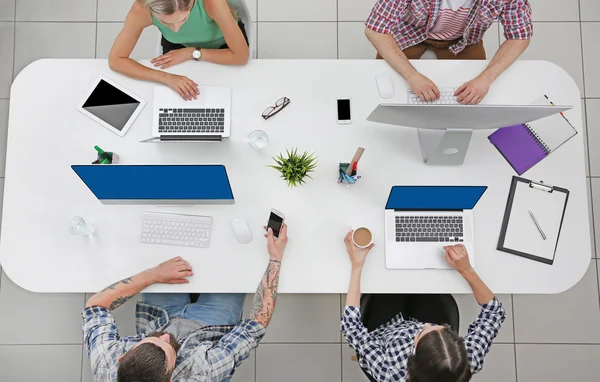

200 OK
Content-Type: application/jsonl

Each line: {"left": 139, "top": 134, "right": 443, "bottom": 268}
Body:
{"left": 82, "top": 224, "right": 288, "bottom": 382}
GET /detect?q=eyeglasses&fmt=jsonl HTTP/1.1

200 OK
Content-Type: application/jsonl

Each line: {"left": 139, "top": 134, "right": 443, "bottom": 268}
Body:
{"left": 262, "top": 97, "right": 291, "bottom": 120}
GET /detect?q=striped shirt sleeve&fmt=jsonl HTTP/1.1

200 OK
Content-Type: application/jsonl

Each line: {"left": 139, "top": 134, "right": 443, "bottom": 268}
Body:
{"left": 464, "top": 297, "right": 506, "bottom": 373}
{"left": 499, "top": 0, "right": 533, "bottom": 40}
{"left": 365, "top": 0, "right": 405, "bottom": 35}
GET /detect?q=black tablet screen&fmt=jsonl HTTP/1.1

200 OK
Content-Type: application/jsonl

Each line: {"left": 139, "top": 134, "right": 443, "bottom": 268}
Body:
{"left": 82, "top": 79, "right": 140, "bottom": 131}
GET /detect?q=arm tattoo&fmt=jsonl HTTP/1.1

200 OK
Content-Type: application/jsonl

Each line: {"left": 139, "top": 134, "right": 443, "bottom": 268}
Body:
{"left": 101, "top": 277, "right": 134, "bottom": 292}
{"left": 109, "top": 295, "right": 134, "bottom": 310}
{"left": 249, "top": 260, "right": 281, "bottom": 328}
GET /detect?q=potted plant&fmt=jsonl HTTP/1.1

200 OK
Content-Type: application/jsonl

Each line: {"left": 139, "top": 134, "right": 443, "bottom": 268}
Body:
{"left": 269, "top": 148, "right": 317, "bottom": 187}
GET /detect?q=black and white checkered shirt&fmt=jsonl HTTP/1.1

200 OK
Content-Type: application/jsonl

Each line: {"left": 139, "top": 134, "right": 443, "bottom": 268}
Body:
{"left": 341, "top": 297, "right": 505, "bottom": 382}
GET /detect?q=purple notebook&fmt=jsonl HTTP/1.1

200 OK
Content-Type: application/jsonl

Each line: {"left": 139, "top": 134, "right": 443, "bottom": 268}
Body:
{"left": 488, "top": 124, "right": 548, "bottom": 175}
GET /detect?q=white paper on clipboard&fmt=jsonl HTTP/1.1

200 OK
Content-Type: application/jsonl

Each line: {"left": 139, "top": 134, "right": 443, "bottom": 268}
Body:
{"left": 503, "top": 181, "right": 567, "bottom": 261}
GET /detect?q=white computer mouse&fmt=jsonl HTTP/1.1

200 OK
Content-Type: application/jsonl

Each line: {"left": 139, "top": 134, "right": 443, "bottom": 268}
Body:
{"left": 232, "top": 218, "right": 253, "bottom": 244}
{"left": 376, "top": 74, "right": 394, "bottom": 99}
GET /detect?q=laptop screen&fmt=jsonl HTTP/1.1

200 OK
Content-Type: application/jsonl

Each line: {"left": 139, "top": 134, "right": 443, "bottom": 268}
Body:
{"left": 385, "top": 186, "right": 487, "bottom": 211}
{"left": 72, "top": 165, "right": 234, "bottom": 201}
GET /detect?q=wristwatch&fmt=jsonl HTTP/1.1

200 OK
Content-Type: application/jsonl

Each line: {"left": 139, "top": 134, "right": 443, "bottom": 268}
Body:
{"left": 192, "top": 47, "right": 202, "bottom": 61}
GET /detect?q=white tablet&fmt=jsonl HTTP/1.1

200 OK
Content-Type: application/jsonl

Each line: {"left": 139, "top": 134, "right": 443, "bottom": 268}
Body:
{"left": 78, "top": 76, "right": 146, "bottom": 137}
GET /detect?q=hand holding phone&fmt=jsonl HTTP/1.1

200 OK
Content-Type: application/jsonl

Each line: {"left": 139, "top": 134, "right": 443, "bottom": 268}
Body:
{"left": 266, "top": 209, "right": 285, "bottom": 238}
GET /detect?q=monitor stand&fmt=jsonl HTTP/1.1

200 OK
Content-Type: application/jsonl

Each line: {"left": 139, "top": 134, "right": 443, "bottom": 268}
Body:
{"left": 418, "top": 128, "right": 473, "bottom": 166}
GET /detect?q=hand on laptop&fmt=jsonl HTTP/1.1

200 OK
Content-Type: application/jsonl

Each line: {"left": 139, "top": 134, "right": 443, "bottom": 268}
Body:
{"left": 407, "top": 72, "right": 440, "bottom": 102}
{"left": 455, "top": 75, "right": 491, "bottom": 105}
{"left": 344, "top": 231, "right": 375, "bottom": 270}
{"left": 162, "top": 73, "right": 200, "bottom": 101}
{"left": 443, "top": 244, "right": 473, "bottom": 274}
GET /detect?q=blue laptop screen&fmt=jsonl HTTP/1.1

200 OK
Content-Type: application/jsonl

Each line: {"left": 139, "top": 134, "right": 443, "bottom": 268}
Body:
{"left": 385, "top": 186, "right": 487, "bottom": 210}
{"left": 71, "top": 165, "right": 234, "bottom": 201}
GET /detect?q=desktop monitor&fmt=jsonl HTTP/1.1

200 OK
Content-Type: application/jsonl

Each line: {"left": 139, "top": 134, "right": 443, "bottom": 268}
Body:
{"left": 366, "top": 103, "right": 572, "bottom": 166}
{"left": 71, "top": 164, "right": 235, "bottom": 205}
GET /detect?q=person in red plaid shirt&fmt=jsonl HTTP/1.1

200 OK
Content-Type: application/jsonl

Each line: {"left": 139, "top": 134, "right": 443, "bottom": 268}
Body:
{"left": 366, "top": 0, "right": 533, "bottom": 104}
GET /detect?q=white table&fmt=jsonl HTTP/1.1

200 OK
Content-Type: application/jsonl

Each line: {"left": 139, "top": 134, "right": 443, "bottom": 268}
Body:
{"left": 0, "top": 59, "right": 590, "bottom": 294}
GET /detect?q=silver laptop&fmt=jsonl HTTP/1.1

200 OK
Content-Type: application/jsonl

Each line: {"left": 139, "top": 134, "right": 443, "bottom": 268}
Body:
{"left": 142, "top": 86, "right": 232, "bottom": 142}
{"left": 385, "top": 186, "right": 487, "bottom": 270}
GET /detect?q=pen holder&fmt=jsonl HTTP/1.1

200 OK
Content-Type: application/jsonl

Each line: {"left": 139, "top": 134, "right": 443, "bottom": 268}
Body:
{"left": 338, "top": 163, "right": 361, "bottom": 186}
{"left": 92, "top": 152, "right": 119, "bottom": 164}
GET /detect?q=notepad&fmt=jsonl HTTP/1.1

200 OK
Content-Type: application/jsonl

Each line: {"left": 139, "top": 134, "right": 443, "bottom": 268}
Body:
{"left": 489, "top": 96, "right": 577, "bottom": 175}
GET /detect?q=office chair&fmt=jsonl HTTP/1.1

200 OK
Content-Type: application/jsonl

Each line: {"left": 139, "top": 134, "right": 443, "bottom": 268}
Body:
{"left": 357, "top": 294, "right": 460, "bottom": 382}
{"left": 154, "top": 0, "right": 255, "bottom": 58}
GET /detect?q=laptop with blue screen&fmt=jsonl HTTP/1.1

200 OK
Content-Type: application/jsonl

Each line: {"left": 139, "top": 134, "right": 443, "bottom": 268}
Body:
{"left": 385, "top": 186, "right": 487, "bottom": 270}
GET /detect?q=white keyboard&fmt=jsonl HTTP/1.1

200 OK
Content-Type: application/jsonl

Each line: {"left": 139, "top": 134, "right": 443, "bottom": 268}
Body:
{"left": 408, "top": 87, "right": 459, "bottom": 105}
{"left": 141, "top": 212, "right": 212, "bottom": 248}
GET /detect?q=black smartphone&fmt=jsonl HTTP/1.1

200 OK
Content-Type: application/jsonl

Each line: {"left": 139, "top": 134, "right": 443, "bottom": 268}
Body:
{"left": 267, "top": 209, "right": 285, "bottom": 238}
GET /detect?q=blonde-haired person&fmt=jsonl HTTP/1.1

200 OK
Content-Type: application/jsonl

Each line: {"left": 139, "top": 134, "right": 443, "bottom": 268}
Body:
{"left": 110, "top": 0, "right": 249, "bottom": 100}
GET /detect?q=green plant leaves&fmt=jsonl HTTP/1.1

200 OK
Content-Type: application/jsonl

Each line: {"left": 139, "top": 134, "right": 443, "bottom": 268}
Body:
{"left": 268, "top": 148, "right": 318, "bottom": 187}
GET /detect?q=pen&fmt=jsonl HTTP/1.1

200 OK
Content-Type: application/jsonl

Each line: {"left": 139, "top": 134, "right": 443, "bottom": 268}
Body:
{"left": 528, "top": 210, "right": 546, "bottom": 240}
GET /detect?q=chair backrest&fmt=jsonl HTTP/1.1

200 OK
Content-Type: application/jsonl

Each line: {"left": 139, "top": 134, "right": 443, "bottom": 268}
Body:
{"left": 155, "top": 0, "right": 255, "bottom": 58}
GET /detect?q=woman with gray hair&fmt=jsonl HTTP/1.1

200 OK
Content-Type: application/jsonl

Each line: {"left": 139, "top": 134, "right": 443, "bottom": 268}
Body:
{"left": 109, "top": 0, "right": 249, "bottom": 100}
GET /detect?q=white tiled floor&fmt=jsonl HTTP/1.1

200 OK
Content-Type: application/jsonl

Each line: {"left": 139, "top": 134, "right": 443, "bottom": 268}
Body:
{"left": 1, "top": 1, "right": 600, "bottom": 381}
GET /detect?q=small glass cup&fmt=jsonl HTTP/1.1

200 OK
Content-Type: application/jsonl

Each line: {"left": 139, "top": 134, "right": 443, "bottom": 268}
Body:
{"left": 247, "top": 130, "right": 269, "bottom": 150}
{"left": 68, "top": 216, "right": 95, "bottom": 236}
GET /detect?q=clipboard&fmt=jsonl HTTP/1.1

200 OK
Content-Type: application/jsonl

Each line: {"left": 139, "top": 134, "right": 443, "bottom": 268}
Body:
{"left": 497, "top": 176, "right": 570, "bottom": 265}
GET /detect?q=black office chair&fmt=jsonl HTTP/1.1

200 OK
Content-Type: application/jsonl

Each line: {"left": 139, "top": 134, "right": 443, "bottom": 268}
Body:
{"left": 357, "top": 294, "right": 460, "bottom": 382}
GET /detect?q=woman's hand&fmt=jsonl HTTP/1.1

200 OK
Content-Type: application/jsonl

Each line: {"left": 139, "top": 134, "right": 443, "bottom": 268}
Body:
{"left": 344, "top": 231, "right": 375, "bottom": 270}
{"left": 444, "top": 244, "right": 473, "bottom": 275}
{"left": 263, "top": 224, "right": 288, "bottom": 262}
{"left": 147, "top": 256, "right": 193, "bottom": 284}
{"left": 162, "top": 73, "right": 199, "bottom": 101}
{"left": 151, "top": 47, "right": 195, "bottom": 69}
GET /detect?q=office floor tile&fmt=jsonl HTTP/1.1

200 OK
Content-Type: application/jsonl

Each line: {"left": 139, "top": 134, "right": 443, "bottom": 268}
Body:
{"left": 0, "top": 272, "right": 85, "bottom": 345}
{"left": 232, "top": 350, "right": 256, "bottom": 382}
{"left": 0, "top": 344, "right": 82, "bottom": 382}
{"left": 258, "top": 0, "right": 336, "bottom": 22}
{"left": 591, "top": 179, "right": 600, "bottom": 252}
{"left": 581, "top": 23, "right": 600, "bottom": 98}
{"left": 516, "top": 344, "right": 600, "bottom": 382}
{"left": 256, "top": 344, "right": 342, "bottom": 382}
{"left": 587, "top": 179, "right": 597, "bottom": 258}
{"left": 96, "top": 22, "right": 160, "bottom": 59}
{"left": 513, "top": 260, "right": 600, "bottom": 343}
{"left": 338, "top": 0, "right": 377, "bottom": 22}
{"left": 244, "top": 0, "right": 257, "bottom": 22}
{"left": 338, "top": 22, "right": 377, "bottom": 59}
{"left": 16, "top": 0, "right": 96, "bottom": 22}
{"left": 0, "top": 22, "right": 14, "bottom": 98}
{"left": 529, "top": 0, "right": 580, "bottom": 21}
{"left": 13, "top": 22, "right": 96, "bottom": 78}
{"left": 0, "top": 0, "right": 14, "bottom": 21}
{"left": 97, "top": 0, "right": 134, "bottom": 22}
{"left": 257, "top": 22, "right": 337, "bottom": 59}
{"left": 453, "top": 294, "right": 514, "bottom": 343}
{"left": 580, "top": 0, "right": 600, "bottom": 21}
{"left": 0, "top": 100, "right": 8, "bottom": 177}
{"left": 342, "top": 344, "right": 370, "bottom": 382}
{"left": 262, "top": 294, "right": 341, "bottom": 343}
{"left": 582, "top": 100, "right": 590, "bottom": 177}
{"left": 586, "top": 100, "right": 600, "bottom": 176}
{"left": 472, "top": 344, "right": 517, "bottom": 382}
{"left": 510, "top": 22, "right": 584, "bottom": 95}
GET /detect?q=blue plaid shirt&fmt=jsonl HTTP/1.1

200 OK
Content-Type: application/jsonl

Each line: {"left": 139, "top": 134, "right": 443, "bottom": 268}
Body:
{"left": 341, "top": 297, "right": 505, "bottom": 382}
{"left": 82, "top": 302, "right": 266, "bottom": 382}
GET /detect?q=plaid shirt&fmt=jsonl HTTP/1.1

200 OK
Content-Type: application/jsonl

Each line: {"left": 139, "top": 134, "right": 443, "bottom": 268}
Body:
{"left": 82, "top": 303, "right": 266, "bottom": 382}
{"left": 341, "top": 297, "right": 505, "bottom": 382}
{"left": 366, "top": 0, "right": 533, "bottom": 54}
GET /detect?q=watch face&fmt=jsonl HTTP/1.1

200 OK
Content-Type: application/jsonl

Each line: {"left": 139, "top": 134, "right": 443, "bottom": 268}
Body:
{"left": 193, "top": 50, "right": 201, "bottom": 59}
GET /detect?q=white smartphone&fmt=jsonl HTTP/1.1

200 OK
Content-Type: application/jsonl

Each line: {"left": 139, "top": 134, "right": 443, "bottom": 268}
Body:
{"left": 267, "top": 209, "right": 285, "bottom": 238}
{"left": 337, "top": 97, "right": 352, "bottom": 124}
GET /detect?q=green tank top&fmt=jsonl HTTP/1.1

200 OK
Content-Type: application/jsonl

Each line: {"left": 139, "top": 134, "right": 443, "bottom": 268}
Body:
{"left": 152, "top": 0, "right": 226, "bottom": 49}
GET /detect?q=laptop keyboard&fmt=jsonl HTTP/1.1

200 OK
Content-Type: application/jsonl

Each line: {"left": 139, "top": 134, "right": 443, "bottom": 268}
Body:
{"left": 395, "top": 216, "right": 464, "bottom": 243}
{"left": 158, "top": 108, "right": 225, "bottom": 134}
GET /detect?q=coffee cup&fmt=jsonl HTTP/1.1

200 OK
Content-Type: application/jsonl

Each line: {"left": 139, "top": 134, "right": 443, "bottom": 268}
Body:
{"left": 352, "top": 227, "right": 373, "bottom": 248}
